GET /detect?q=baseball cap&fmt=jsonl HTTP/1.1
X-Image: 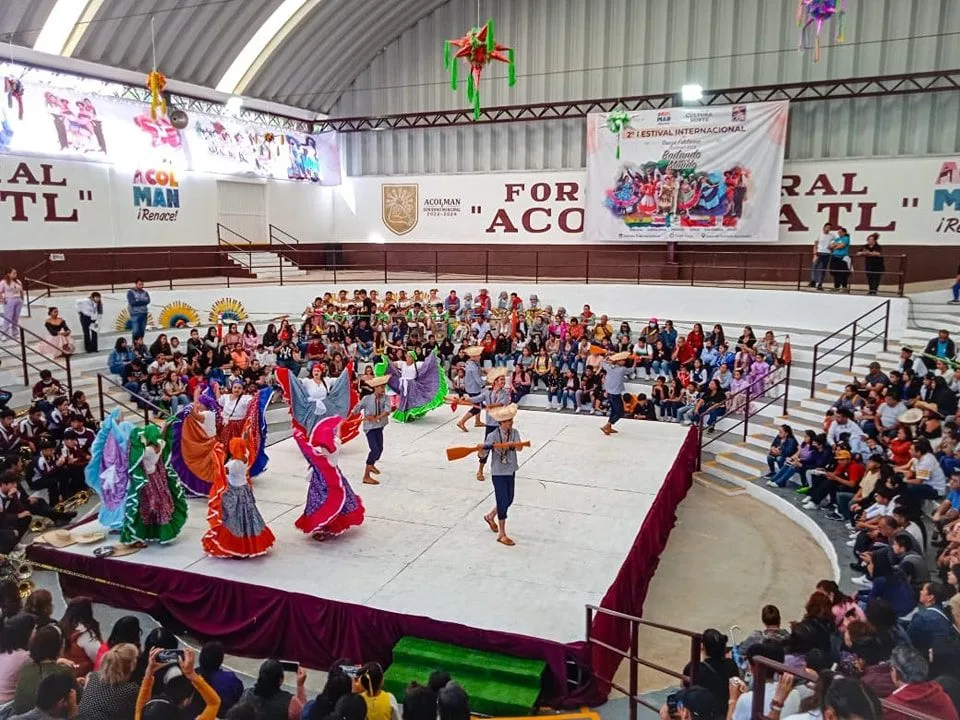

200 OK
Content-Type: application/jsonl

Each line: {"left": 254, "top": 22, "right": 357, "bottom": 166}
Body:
{"left": 677, "top": 687, "right": 722, "bottom": 719}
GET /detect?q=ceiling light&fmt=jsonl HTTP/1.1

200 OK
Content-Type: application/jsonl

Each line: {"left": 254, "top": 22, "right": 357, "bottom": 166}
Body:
{"left": 681, "top": 84, "right": 704, "bottom": 102}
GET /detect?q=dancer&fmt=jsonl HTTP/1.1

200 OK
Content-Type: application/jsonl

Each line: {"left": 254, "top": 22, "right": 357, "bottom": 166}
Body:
{"left": 600, "top": 351, "right": 632, "bottom": 436}
{"left": 356, "top": 375, "right": 391, "bottom": 485}
{"left": 375, "top": 349, "right": 446, "bottom": 423}
{"left": 210, "top": 383, "right": 273, "bottom": 476}
{"left": 276, "top": 365, "right": 361, "bottom": 443}
{"left": 456, "top": 346, "right": 485, "bottom": 432}
{"left": 202, "top": 437, "right": 275, "bottom": 558}
{"left": 121, "top": 423, "right": 188, "bottom": 544}
{"left": 169, "top": 393, "right": 221, "bottom": 496}
{"left": 84, "top": 409, "right": 134, "bottom": 532}
{"left": 479, "top": 404, "right": 526, "bottom": 547}
{"left": 292, "top": 416, "right": 365, "bottom": 540}
{"left": 214, "top": 381, "right": 253, "bottom": 449}
{"left": 475, "top": 368, "right": 511, "bottom": 482}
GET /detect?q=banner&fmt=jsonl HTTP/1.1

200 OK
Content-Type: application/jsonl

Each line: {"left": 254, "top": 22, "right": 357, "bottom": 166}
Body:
{"left": 584, "top": 102, "right": 789, "bottom": 242}
{"left": 0, "top": 76, "right": 341, "bottom": 185}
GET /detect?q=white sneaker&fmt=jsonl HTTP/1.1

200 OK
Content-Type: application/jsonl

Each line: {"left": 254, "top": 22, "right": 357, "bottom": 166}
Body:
{"left": 575, "top": 407, "right": 581, "bottom": 413}
{"left": 765, "top": 480, "right": 779, "bottom": 488}
{"left": 851, "top": 575, "right": 871, "bottom": 587}
{"left": 801, "top": 500, "right": 817, "bottom": 510}
{"left": 845, "top": 539, "right": 857, "bottom": 547}
{"left": 845, "top": 522, "right": 855, "bottom": 531}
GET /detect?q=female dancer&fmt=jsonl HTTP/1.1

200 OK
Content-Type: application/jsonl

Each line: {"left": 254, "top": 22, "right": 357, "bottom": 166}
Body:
{"left": 292, "top": 416, "right": 365, "bottom": 540}
{"left": 211, "top": 382, "right": 273, "bottom": 473}
{"left": 202, "top": 437, "right": 275, "bottom": 558}
{"left": 121, "top": 423, "right": 188, "bottom": 544}
{"left": 170, "top": 394, "right": 221, "bottom": 496}
{"left": 374, "top": 349, "right": 446, "bottom": 423}
{"left": 276, "top": 365, "right": 361, "bottom": 444}
{"left": 215, "top": 381, "right": 253, "bottom": 449}
{"left": 85, "top": 409, "right": 134, "bottom": 532}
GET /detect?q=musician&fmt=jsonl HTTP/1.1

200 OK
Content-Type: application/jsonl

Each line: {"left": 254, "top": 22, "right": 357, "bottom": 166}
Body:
{"left": 0, "top": 471, "right": 30, "bottom": 552}
{"left": 357, "top": 375, "right": 391, "bottom": 486}
{"left": 480, "top": 404, "right": 524, "bottom": 547}
{"left": 475, "top": 369, "right": 511, "bottom": 482}
{"left": 0, "top": 410, "right": 22, "bottom": 455}
{"left": 456, "top": 346, "right": 485, "bottom": 432}
{"left": 0, "top": 456, "right": 73, "bottom": 527}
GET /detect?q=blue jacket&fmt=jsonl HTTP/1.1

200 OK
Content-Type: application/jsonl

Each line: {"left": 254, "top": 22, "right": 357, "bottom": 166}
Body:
{"left": 108, "top": 348, "right": 133, "bottom": 375}
{"left": 906, "top": 604, "right": 957, "bottom": 652}
{"left": 126, "top": 288, "right": 151, "bottom": 316}
{"left": 714, "top": 351, "right": 736, "bottom": 372}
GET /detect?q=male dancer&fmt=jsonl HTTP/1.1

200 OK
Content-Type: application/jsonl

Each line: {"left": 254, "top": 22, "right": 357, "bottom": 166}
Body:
{"left": 480, "top": 403, "right": 525, "bottom": 546}
{"left": 600, "top": 351, "right": 632, "bottom": 436}
{"left": 475, "top": 368, "right": 511, "bottom": 482}
{"left": 456, "top": 346, "right": 485, "bottom": 432}
{"left": 357, "top": 375, "right": 391, "bottom": 485}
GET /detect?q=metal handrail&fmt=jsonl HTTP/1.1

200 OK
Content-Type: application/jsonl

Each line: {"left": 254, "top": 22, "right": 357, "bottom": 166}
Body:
{"left": 96, "top": 373, "right": 170, "bottom": 425}
{"left": 269, "top": 224, "right": 301, "bottom": 245}
{"left": 809, "top": 300, "right": 891, "bottom": 398}
{"left": 750, "top": 657, "right": 942, "bottom": 720}
{"left": 216, "top": 223, "right": 254, "bottom": 275}
{"left": 0, "top": 327, "right": 73, "bottom": 395}
{"left": 585, "top": 604, "right": 702, "bottom": 720}
{"left": 696, "top": 363, "right": 792, "bottom": 466}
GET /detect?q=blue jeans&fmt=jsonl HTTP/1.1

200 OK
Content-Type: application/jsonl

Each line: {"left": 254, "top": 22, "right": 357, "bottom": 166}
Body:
{"left": 651, "top": 360, "right": 668, "bottom": 376}
{"left": 608, "top": 394, "right": 624, "bottom": 426}
{"left": 130, "top": 313, "right": 148, "bottom": 341}
{"left": 547, "top": 388, "right": 560, "bottom": 405}
{"left": 678, "top": 403, "right": 697, "bottom": 424}
{"left": 358, "top": 342, "right": 374, "bottom": 361}
{"left": 559, "top": 389, "right": 576, "bottom": 409}
{"left": 365, "top": 427, "right": 384, "bottom": 465}
{"left": 953, "top": 281, "right": 960, "bottom": 302}
{"left": 168, "top": 393, "right": 189, "bottom": 415}
{"left": 695, "top": 406, "right": 724, "bottom": 428}
{"left": 838, "top": 491, "right": 855, "bottom": 520}
{"left": 766, "top": 453, "right": 786, "bottom": 475}
{"left": 813, "top": 253, "right": 831, "bottom": 286}
{"left": 494, "top": 353, "right": 510, "bottom": 367}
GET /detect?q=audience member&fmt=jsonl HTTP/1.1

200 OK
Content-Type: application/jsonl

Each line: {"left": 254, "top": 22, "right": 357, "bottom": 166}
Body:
{"left": 10, "top": 672, "right": 79, "bottom": 720}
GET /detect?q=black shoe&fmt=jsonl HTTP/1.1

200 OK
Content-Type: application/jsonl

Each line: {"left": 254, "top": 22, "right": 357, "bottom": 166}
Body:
{"left": 807, "top": 282, "right": 816, "bottom": 288}
{"left": 816, "top": 285, "right": 824, "bottom": 291}
{"left": 824, "top": 509, "right": 844, "bottom": 521}
{"left": 849, "top": 562, "right": 866, "bottom": 571}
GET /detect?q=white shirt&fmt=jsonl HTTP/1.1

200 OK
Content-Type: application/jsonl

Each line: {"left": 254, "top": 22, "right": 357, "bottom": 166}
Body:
{"left": 142, "top": 444, "right": 161, "bottom": 473}
{"left": 816, "top": 232, "right": 834, "bottom": 253}
{"left": 75, "top": 298, "right": 101, "bottom": 320}
{"left": 915, "top": 452, "right": 946, "bottom": 493}
{"left": 219, "top": 394, "right": 252, "bottom": 421}
{"left": 302, "top": 378, "right": 328, "bottom": 415}
{"left": 826, "top": 418, "right": 864, "bottom": 447}
{"left": 733, "top": 682, "right": 777, "bottom": 720}
{"left": 198, "top": 410, "right": 217, "bottom": 438}
{"left": 225, "top": 458, "right": 248, "bottom": 487}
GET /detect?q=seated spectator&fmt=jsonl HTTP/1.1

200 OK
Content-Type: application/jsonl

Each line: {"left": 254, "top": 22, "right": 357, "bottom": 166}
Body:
{"left": 632, "top": 394, "right": 657, "bottom": 421}
{"left": 924, "top": 329, "right": 957, "bottom": 370}
{"left": 356, "top": 662, "right": 399, "bottom": 720}
{"left": 510, "top": 365, "right": 532, "bottom": 404}
{"left": 861, "top": 552, "right": 918, "bottom": 617}
{"left": 32, "top": 370, "right": 64, "bottom": 413}
{"left": 59, "top": 597, "right": 102, "bottom": 678}
{"left": 95, "top": 617, "right": 141, "bottom": 671}
{"left": 681, "top": 629, "right": 739, "bottom": 708}
{"left": 692, "top": 379, "right": 726, "bottom": 433}
{"left": 738, "top": 605, "right": 790, "bottom": 655}
{"left": 815, "top": 580, "right": 865, "bottom": 631}
{"left": 801, "top": 446, "right": 864, "bottom": 518}
{"left": 0, "top": 614, "right": 36, "bottom": 702}
{"left": 17, "top": 406, "right": 46, "bottom": 452}
{"left": 436, "top": 682, "right": 468, "bottom": 720}
{"left": 0, "top": 474, "right": 31, "bottom": 553}
{"left": 79, "top": 642, "right": 140, "bottom": 719}
{"left": 239, "top": 659, "right": 306, "bottom": 720}
{"left": 12, "top": 624, "right": 74, "bottom": 716}
{"left": 137, "top": 647, "right": 220, "bottom": 720}
{"left": 885, "top": 644, "right": 959, "bottom": 720}
{"left": 906, "top": 582, "right": 957, "bottom": 654}
{"left": 0, "top": 409, "right": 21, "bottom": 456}
{"left": 10, "top": 671, "right": 78, "bottom": 720}
{"left": 899, "top": 438, "right": 946, "bottom": 503}
{"left": 27, "top": 439, "right": 67, "bottom": 507}
{"left": 729, "top": 640, "right": 785, "bottom": 720}
{"left": 825, "top": 409, "right": 866, "bottom": 457}
{"left": 764, "top": 425, "right": 799, "bottom": 480}
{"left": 22, "top": 590, "right": 54, "bottom": 629}
{"left": 304, "top": 662, "right": 352, "bottom": 720}
{"left": 401, "top": 683, "right": 437, "bottom": 720}
{"left": 193, "top": 642, "right": 243, "bottom": 718}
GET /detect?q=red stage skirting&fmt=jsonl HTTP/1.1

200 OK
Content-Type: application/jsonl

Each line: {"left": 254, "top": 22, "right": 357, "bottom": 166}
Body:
{"left": 27, "top": 427, "right": 698, "bottom": 708}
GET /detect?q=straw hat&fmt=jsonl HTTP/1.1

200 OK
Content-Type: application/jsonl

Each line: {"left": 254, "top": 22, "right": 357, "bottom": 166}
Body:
{"left": 914, "top": 400, "right": 943, "bottom": 417}
{"left": 486, "top": 367, "right": 507, "bottom": 384}
{"left": 488, "top": 403, "right": 518, "bottom": 422}
{"left": 609, "top": 351, "right": 632, "bottom": 362}
{"left": 71, "top": 529, "right": 106, "bottom": 545}
{"left": 365, "top": 375, "right": 391, "bottom": 388}
{"left": 465, "top": 346, "right": 483, "bottom": 358}
{"left": 897, "top": 408, "right": 924, "bottom": 424}
{"left": 111, "top": 542, "right": 146, "bottom": 557}
{"left": 39, "top": 529, "right": 76, "bottom": 548}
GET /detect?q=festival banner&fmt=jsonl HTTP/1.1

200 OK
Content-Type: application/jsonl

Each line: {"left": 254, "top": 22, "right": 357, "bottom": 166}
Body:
{"left": 584, "top": 102, "right": 789, "bottom": 242}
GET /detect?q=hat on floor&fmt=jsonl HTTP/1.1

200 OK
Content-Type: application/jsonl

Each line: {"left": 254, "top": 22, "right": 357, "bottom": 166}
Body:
{"left": 488, "top": 403, "right": 518, "bottom": 422}
{"left": 38, "top": 529, "right": 76, "bottom": 548}
{"left": 465, "top": 346, "right": 483, "bottom": 358}
{"left": 486, "top": 367, "right": 507, "bottom": 384}
{"left": 111, "top": 542, "right": 146, "bottom": 557}
{"left": 609, "top": 351, "right": 632, "bottom": 362}
{"left": 365, "top": 375, "right": 391, "bottom": 388}
{"left": 897, "top": 408, "right": 924, "bottom": 424}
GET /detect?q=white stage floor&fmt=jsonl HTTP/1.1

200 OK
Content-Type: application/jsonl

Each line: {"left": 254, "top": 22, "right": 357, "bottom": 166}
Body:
{"left": 60, "top": 410, "right": 688, "bottom": 644}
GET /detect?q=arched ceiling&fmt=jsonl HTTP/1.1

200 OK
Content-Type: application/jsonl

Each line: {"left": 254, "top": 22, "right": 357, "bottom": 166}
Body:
{"left": 0, "top": 0, "right": 452, "bottom": 114}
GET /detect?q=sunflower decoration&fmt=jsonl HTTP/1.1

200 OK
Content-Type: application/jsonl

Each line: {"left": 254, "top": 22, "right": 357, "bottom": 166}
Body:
{"left": 208, "top": 298, "right": 249, "bottom": 324}
{"left": 158, "top": 301, "right": 200, "bottom": 329}
{"left": 114, "top": 309, "right": 156, "bottom": 332}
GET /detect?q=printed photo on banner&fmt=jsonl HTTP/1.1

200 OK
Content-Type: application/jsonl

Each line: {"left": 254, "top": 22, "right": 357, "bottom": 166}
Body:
{"left": 585, "top": 101, "right": 789, "bottom": 242}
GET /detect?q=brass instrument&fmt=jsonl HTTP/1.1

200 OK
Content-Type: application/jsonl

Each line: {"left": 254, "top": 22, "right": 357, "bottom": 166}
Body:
{"left": 29, "top": 516, "right": 53, "bottom": 533}
{"left": 0, "top": 550, "right": 34, "bottom": 598}
{"left": 52, "top": 489, "right": 92, "bottom": 514}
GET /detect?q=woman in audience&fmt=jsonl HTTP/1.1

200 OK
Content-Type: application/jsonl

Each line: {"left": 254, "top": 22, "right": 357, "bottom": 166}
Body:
{"left": 800, "top": 593, "right": 838, "bottom": 660}
{"left": 12, "top": 624, "right": 75, "bottom": 715}
{"left": 59, "top": 597, "right": 102, "bottom": 677}
{"left": 149, "top": 334, "right": 172, "bottom": 359}
{"left": 97, "top": 616, "right": 141, "bottom": 670}
{"left": 708, "top": 324, "right": 726, "bottom": 348}
{"left": 77, "top": 642, "right": 140, "bottom": 720}
{"left": 304, "top": 662, "right": 352, "bottom": 720}
{"left": 0, "top": 613, "right": 36, "bottom": 702}
{"left": 23, "top": 590, "right": 55, "bottom": 628}
{"left": 686, "top": 323, "right": 705, "bottom": 356}
{"left": 356, "top": 662, "right": 400, "bottom": 720}
{"left": 0, "top": 582, "right": 21, "bottom": 624}
{"left": 735, "top": 326, "right": 756, "bottom": 351}
{"left": 239, "top": 659, "right": 306, "bottom": 720}
{"left": 693, "top": 379, "right": 726, "bottom": 433}
{"left": 682, "top": 628, "right": 739, "bottom": 708}
{"left": 764, "top": 425, "right": 798, "bottom": 480}
{"left": 241, "top": 323, "right": 259, "bottom": 355}
{"left": 815, "top": 580, "right": 865, "bottom": 630}
{"left": 109, "top": 338, "right": 135, "bottom": 376}
{"left": 649, "top": 340, "right": 670, "bottom": 378}
{"left": 137, "top": 647, "right": 220, "bottom": 720}
{"left": 510, "top": 363, "right": 532, "bottom": 403}
{"left": 863, "top": 552, "right": 917, "bottom": 618}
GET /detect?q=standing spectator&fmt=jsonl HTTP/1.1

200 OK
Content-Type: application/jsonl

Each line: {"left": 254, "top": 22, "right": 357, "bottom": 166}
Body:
{"left": 75, "top": 292, "right": 103, "bottom": 353}
{"left": 0, "top": 269, "right": 25, "bottom": 337}
{"left": 126, "top": 279, "right": 150, "bottom": 342}
{"left": 829, "top": 227, "right": 852, "bottom": 292}
{"left": 885, "top": 644, "right": 959, "bottom": 720}
{"left": 810, "top": 223, "right": 834, "bottom": 290}
{"left": 857, "top": 233, "right": 885, "bottom": 296}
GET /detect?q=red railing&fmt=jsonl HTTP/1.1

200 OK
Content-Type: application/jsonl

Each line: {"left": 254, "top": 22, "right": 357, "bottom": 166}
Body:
{"left": 810, "top": 300, "right": 891, "bottom": 398}
{"left": 584, "top": 605, "right": 702, "bottom": 720}
{"left": 20, "top": 247, "right": 910, "bottom": 296}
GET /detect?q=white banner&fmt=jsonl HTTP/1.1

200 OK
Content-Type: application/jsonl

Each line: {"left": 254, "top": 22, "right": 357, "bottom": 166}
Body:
{"left": 584, "top": 102, "right": 789, "bottom": 242}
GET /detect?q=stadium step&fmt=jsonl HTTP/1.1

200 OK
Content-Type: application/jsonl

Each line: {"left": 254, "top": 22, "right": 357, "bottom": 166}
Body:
{"left": 227, "top": 251, "right": 306, "bottom": 280}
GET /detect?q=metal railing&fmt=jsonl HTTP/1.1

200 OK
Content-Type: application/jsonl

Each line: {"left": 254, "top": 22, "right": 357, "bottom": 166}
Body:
{"left": 697, "top": 363, "right": 792, "bottom": 468}
{"left": 96, "top": 373, "right": 170, "bottom": 426}
{"left": 809, "top": 300, "right": 891, "bottom": 398}
{"left": 749, "top": 657, "right": 941, "bottom": 720}
{"left": 0, "top": 326, "right": 73, "bottom": 396}
{"left": 584, "top": 605, "right": 702, "bottom": 720}
{"left": 19, "top": 247, "right": 910, "bottom": 296}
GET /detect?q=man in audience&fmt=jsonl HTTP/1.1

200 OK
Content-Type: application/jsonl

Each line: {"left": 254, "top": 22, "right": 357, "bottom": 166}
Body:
{"left": 923, "top": 329, "right": 957, "bottom": 370}
{"left": 898, "top": 347, "right": 927, "bottom": 376}
{"left": 31, "top": 370, "right": 63, "bottom": 413}
{"left": 0, "top": 409, "right": 22, "bottom": 455}
{"left": 906, "top": 582, "right": 957, "bottom": 654}
{"left": 126, "top": 278, "right": 151, "bottom": 342}
{"left": 885, "top": 644, "right": 959, "bottom": 720}
{"left": 10, "top": 671, "right": 78, "bottom": 720}
{"left": 738, "top": 605, "right": 789, "bottom": 654}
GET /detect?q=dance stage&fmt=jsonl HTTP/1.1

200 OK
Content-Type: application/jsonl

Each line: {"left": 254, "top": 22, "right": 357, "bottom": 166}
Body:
{"left": 29, "top": 410, "right": 698, "bottom": 706}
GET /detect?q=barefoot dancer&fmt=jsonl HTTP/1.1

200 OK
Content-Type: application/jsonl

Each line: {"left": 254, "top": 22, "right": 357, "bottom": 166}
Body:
{"left": 357, "top": 375, "right": 391, "bottom": 485}
{"left": 475, "top": 368, "right": 511, "bottom": 482}
{"left": 456, "top": 346, "right": 485, "bottom": 432}
{"left": 480, "top": 403, "right": 525, "bottom": 546}
{"left": 600, "top": 351, "right": 632, "bottom": 436}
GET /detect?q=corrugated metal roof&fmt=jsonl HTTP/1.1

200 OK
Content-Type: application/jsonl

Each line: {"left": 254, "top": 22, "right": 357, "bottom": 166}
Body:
{"left": 0, "top": 0, "right": 57, "bottom": 49}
